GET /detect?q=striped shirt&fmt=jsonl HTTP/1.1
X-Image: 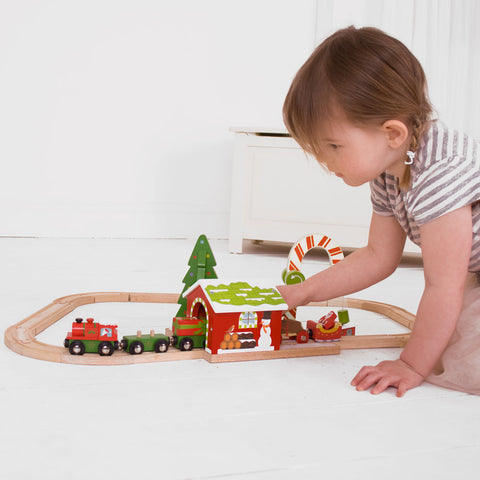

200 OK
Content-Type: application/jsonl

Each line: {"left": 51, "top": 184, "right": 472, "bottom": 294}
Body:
{"left": 370, "top": 121, "right": 480, "bottom": 272}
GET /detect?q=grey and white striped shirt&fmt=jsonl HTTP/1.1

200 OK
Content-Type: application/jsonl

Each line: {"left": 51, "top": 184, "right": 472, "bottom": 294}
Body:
{"left": 370, "top": 120, "right": 480, "bottom": 272}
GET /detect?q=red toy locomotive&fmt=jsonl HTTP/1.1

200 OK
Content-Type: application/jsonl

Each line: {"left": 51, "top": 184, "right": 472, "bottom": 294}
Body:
{"left": 64, "top": 318, "right": 120, "bottom": 355}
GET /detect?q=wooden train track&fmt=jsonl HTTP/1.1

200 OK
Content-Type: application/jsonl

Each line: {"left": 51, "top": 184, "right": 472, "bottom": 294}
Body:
{"left": 4, "top": 291, "right": 415, "bottom": 366}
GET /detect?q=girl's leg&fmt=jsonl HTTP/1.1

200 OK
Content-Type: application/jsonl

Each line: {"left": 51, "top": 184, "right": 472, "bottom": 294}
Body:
{"left": 426, "top": 273, "right": 480, "bottom": 394}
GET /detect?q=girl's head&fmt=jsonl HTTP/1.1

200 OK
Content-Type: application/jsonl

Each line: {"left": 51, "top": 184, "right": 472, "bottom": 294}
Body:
{"left": 283, "top": 26, "right": 433, "bottom": 185}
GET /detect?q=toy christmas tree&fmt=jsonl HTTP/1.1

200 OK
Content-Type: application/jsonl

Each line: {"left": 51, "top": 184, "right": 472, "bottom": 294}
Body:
{"left": 175, "top": 234, "right": 218, "bottom": 317}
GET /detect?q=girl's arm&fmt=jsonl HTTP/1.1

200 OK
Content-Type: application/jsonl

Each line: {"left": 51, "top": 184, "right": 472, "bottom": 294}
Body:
{"left": 352, "top": 205, "right": 472, "bottom": 396}
{"left": 277, "top": 212, "right": 407, "bottom": 307}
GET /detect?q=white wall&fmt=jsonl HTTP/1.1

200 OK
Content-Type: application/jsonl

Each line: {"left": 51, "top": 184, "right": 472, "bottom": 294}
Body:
{"left": 1, "top": 0, "right": 478, "bottom": 239}
{"left": 0, "top": 0, "right": 316, "bottom": 238}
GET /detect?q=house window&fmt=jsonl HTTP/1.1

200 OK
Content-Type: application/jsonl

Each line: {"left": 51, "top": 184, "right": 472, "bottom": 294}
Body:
{"left": 239, "top": 312, "right": 257, "bottom": 329}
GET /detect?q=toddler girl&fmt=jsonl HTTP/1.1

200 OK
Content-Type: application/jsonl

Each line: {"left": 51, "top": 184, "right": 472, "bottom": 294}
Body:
{"left": 277, "top": 26, "right": 480, "bottom": 397}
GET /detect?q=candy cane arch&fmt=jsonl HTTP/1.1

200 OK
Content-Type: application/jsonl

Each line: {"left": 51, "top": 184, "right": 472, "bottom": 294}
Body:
{"left": 287, "top": 234, "right": 344, "bottom": 274}
{"left": 282, "top": 234, "right": 344, "bottom": 320}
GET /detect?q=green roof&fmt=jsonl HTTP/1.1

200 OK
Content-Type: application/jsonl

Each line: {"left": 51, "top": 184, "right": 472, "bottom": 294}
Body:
{"left": 184, "top": 279, "right": 288, "bottom": 313}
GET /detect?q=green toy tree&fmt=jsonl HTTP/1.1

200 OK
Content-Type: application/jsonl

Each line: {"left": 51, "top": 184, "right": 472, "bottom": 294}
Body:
{"left": 175, "top": 234, "right": 218, "bottom": 317}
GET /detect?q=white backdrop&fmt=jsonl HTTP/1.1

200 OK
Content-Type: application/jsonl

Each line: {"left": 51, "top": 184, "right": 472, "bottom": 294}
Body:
{"left": 1, "top": 0, "right": 478, "bottom": 239}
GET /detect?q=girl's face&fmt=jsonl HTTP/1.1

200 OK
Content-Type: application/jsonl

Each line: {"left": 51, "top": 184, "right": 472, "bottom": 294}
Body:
{"left": 316, "top": 115, "right": 407, "bottom": 186}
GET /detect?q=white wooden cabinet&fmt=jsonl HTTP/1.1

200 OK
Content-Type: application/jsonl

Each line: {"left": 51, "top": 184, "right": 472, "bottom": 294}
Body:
{"left": 228, "top": 128, "right": 420, "bottom": 254}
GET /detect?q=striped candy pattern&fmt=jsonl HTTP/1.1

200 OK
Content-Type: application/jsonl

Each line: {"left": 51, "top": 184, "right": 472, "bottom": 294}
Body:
{"left": 282, "top": 235, "right": 344, "bottom": 321}
{"left": 287, "top": 234, "right": 344, "bottom": 273}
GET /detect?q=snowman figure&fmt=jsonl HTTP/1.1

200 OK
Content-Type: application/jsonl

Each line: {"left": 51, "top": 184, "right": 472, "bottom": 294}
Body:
{"left": 258, "top": 311, "right": 274, "bottom": 351}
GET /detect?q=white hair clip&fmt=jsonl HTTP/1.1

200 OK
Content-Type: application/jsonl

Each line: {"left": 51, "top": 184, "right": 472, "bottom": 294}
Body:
{"left": 405, "top": 150, "right": 415, "bottom": 165}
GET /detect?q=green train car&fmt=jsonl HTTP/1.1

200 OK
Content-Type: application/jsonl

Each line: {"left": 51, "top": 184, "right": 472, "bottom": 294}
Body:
{"left": 120, "top": 331, "right": 170, "bottom": 354}
{"left": 121, "top": 317, "right": 206, "bottom": 354}
{"left": 170, "top": 316, "right": 206, "bottom": 351}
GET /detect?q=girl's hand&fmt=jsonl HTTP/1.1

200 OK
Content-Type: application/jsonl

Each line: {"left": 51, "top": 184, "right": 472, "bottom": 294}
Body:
{"left": 351, "top": 359, "right": 424, "bottom": 397}
{"left": 276, "top": 283, "right": 307, "bottom": 310}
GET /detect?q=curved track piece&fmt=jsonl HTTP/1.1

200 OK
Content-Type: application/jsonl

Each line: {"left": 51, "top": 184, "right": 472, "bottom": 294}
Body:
{"left": 4, "top": 292, "right": 415, "bottom": 365}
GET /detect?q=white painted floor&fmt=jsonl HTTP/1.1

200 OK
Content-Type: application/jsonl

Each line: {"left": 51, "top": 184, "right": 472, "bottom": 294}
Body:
{"left": 1, "top": 237, "right": 479, "bottom": 480}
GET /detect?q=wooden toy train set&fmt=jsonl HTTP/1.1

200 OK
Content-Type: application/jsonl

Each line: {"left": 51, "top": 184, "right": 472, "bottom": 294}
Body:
{"left": 4, "top": 234, "right": 415, "bottom": 366}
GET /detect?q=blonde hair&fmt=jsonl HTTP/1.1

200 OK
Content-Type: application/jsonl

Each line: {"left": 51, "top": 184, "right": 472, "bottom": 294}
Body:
{"left": 283, "top": 26, "right": 433, "bottom": 187}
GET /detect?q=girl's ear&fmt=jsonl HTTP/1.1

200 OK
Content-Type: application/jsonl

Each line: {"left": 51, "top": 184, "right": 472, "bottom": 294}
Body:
{"left": 381, "top": 120, "right": 409, "bottom": 148}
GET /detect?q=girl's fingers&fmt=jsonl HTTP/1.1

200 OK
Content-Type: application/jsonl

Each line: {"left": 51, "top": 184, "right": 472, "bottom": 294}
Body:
{"left": 396, "top": 381, "right": 408, "bottom": 397}
{"left": 352, "top": 368, "right": 383, "bottom": 392}
{"left": 352, "top": 360, "right": 420, "bottom": 396}
{"left": 351, "top": 366, "right": 375, "bottom": 386}
{"left": 370, "top": 376, "right": 396, "bottom": 395}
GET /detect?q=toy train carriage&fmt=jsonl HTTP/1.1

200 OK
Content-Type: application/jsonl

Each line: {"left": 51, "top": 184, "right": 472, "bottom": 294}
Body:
{"left": 121, "top": 317, "right": 205, "bottom": 354}
{"left": 307, "top": 311, "right": 356, "bottom": 342}
{"left": 170, "top": 316, "right": 206, "bottom": 351}
{"left": 307, "top": 319, "right": 343, "bottom": 341}
{"left": 121, "top": 330, "right": 170, "bottom": 355}
{"left": 64, "top": 318, "right": 119, "bottom": 356}
{"left": 281, "top": 317, "right": 309, "bottom": 344}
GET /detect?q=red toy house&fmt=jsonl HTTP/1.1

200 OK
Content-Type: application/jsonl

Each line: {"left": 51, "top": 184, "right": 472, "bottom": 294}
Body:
{"left": 182, "top": 280, "right": 288, "bottom": 355}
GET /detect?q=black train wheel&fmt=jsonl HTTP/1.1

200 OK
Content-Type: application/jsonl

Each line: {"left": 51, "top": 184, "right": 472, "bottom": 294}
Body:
{"left": 179, "top": 337, "right": 194, "bottom": 351}
{"left": 69, "top": 340, "right": 85, "bottom": 355}
{"left": 154, "top": 339, "right": 169, "bottom": 353}
{"left": 98, "top": 341, "right": 114, "bottom": 356}
{"left": 129, "top": 340, "right": 144, "bottom": 355}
